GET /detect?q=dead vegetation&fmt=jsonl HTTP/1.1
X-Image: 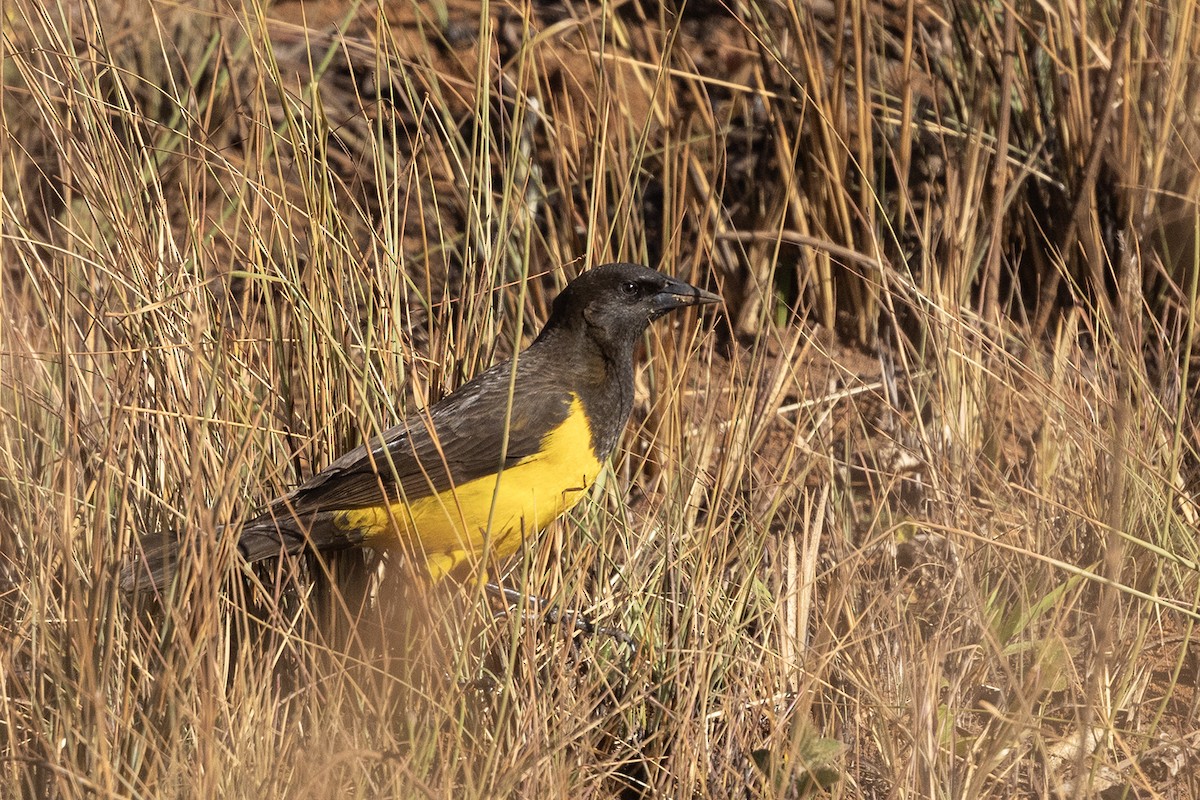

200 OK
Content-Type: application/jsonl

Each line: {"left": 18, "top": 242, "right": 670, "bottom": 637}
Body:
{"left": 2, "top": 0, "right": 1199, "bottom": 796}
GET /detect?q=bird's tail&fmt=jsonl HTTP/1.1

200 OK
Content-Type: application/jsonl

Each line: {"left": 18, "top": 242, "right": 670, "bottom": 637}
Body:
{"left": 120, "top": 514, "right": 358, "bottom": 592}
{"left": 119, "top": 532, "right": 199, "bottom": 593}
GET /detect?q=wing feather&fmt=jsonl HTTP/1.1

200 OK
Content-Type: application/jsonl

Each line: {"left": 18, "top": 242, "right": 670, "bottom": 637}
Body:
{"left": 254, "top": 351, "right": 575, "bottom": 520}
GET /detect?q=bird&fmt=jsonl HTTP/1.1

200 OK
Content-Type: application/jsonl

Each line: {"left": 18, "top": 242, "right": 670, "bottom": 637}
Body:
{"left": 121, "top": 263, "right": 721, "bottom": 592}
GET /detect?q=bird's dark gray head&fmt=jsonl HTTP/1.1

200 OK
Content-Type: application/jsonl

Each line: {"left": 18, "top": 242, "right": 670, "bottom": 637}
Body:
{"left": 536, "top": 263, "right": 721, "bottom": 353}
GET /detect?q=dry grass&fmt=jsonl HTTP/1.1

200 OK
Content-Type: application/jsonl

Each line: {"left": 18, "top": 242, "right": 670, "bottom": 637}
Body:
{"left": 2, "top": 0, "right": 1199, "bottom": 797}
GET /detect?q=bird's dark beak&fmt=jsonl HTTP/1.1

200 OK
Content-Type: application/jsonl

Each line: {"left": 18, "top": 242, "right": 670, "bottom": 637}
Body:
{"left": 651, "top": 278, "right": 722, "bottom": 319}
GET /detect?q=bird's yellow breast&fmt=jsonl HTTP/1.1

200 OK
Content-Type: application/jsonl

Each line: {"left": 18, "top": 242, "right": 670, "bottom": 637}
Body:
{"left": 332, "top": 395, "right": 602, "bottom": 580}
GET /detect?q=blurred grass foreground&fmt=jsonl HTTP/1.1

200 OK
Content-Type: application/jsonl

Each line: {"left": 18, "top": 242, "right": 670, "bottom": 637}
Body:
{"left": 2, "top": 0, "right": 1199, "bottom": 796}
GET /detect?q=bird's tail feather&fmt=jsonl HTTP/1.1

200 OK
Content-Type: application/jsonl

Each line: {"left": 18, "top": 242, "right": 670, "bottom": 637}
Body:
{"left": 120, "top": 532, "right": 185, "bottom": 593}
{"left": 120, "top": 514, "right": 359, "bottom": 592}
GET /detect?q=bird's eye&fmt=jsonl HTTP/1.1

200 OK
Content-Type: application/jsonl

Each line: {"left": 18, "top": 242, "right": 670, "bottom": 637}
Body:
{"left": 619, "top": 281, "right": 640, "bottom": 298}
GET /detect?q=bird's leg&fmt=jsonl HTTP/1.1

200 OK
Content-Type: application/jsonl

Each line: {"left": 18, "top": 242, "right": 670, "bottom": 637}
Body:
{"left": 483, "top": 581, "right": 638, "bottom": 653}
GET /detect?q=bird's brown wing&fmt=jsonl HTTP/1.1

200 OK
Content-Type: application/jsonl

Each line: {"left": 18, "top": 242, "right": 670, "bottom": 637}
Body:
{"left": 261, "top": 352, "right": 575, "bottom": 517}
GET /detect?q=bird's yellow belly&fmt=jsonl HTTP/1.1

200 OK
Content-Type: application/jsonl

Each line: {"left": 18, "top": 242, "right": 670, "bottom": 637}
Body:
{"left": 332, "top": 397, "right": 602, "bottom": 580}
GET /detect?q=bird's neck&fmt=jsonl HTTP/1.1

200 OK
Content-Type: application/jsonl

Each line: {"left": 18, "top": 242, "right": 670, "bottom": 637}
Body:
{"left": 580, "top": 340, "right": 635, "bottom": 461}
{"left": 533, "top": 323, "right": 635, "bottom": 459}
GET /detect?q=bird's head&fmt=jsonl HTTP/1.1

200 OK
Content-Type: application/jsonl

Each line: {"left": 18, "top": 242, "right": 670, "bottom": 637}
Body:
{"left": 538, "top": 263, "right": 721, "bottom": 353}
